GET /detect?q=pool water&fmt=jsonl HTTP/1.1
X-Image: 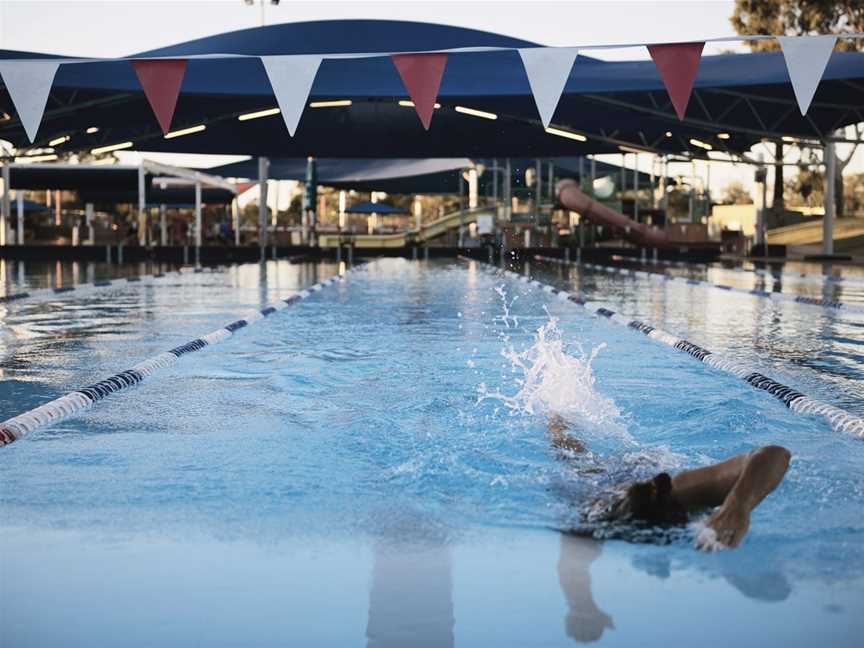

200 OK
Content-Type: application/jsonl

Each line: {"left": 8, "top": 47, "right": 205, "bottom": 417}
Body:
{"left": 1, "top": 258, "right": 862, "bottom": 647}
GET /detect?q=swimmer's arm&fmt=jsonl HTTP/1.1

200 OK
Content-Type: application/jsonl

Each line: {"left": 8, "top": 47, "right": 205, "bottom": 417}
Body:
{"left": 548, "top": 416, "right": 586, "bottom": 454}
{"left": 695, "top": 445, "right": 791, "bottom": 550}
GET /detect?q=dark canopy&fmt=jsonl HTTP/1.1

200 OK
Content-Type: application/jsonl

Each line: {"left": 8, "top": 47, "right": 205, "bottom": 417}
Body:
{"left": 2, "top": 20, "right": 863, "bottom": 157}
{"left": 207, "top": 156, "right": 672, "bottom": 194}
{"left": 5, "top": 164, "right": 234, "bottom": 205}
{"left": 0, "top": 196, "right": 49, "bottom": 213}
{"left": 345, "top": 201, "right": 408, "bottom": 215}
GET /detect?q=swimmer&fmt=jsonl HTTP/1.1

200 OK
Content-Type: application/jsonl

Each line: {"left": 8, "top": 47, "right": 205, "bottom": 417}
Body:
{"left": 548, "top": 416, "right": 791, "bottom": 551}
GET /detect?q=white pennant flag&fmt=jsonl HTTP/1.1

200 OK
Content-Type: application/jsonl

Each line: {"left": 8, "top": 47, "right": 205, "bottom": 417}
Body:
{"left": 777, "top": 35, "right": 837, "bottom": 116}
{"left": 519, "top": 47, "right": 578, "bottom": 128}
{"left": 261, "top": 55, "right": 322, "bottom": 137}
{"left": 0, "top": 60, "right": 61, "bottom": 143}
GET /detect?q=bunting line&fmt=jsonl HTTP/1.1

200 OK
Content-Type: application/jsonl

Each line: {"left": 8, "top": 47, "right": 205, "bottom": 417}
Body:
{"left": 261, "top": 55, "right": 322, "bottom": 136}
{"left": 0, "top": 60, "right": 60, "bottom": 142}
{"left": 0, "top": 32, "right": 859, "bottom": 141}
{"left": 519, "top": 47, "right": 579, "bottom": 128}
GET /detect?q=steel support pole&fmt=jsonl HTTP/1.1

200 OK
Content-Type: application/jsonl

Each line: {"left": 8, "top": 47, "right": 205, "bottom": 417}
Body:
{"left": 16, "top": 192, "right": 24, "bottom": 245}
{"left": 258, "top": 156, "right": 269, "bottom": 258}
{"left": 160, "top": 204, "right": 167, "bottom": 246}
{"left": 458, "top": 172, "right": 465, "bottom": 248}
{"left": 1, "top": 164, "right": 10, "bottom": 246}
{"left": 85, "top": 203, "right": 95, "bottom": 245}
{"left": 137, "top": 165, "right": 147, "bottom": 247}
{"left": 823, "top": 141, "right": 835, "bottom": 256}
{"left": 633, "top": 153, "right": 639, "bottom": 222}
{"left": 194, "top": 181, "right": 202, "bottom": 266}
{"left": 231, "top": 198, "right": 240, "bottom": 246}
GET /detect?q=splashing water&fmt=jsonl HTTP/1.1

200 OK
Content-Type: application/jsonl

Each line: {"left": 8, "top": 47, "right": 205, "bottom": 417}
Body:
{"left": 480, "top": 315, "right": 634, "bottom": 445}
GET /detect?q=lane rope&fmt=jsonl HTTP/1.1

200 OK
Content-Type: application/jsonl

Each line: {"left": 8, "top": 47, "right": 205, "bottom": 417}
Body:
{"left": 464, "top": 259, "right": 864, "bottom": 438}
{"left": 0, "top": 264, "right": 363, "bottom": 448}
{"left": 535, "top": 255, "right": 864, "bottom": 314}
{"left": 0, "top": 265, "right": 226, "bottom": 305}
{"left": 615, "top": 255, "right": 864, "bottom": 288}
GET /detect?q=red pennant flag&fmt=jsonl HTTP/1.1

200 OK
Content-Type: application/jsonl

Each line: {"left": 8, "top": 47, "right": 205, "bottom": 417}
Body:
{"left": 131, "top": 59, "right": 188, "bottom": 134}
{"left": 391, "top": 53, "right": 448, "bottom": 130}
{"left": 647, "top": 42, "right": 704, "bottom": 120}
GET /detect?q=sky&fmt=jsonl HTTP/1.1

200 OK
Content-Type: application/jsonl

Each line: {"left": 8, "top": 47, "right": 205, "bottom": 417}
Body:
{"left": 1, "top": 0, "right": 861, "bottom": 204}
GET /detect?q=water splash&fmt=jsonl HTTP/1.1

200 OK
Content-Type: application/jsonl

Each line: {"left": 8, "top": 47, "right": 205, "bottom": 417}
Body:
{"left": 479, "top": 315, "right": 634, "bottom": 445}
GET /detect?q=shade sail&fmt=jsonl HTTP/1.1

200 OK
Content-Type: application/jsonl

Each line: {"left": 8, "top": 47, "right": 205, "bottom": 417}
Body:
{"left": 345, "top": 201, "right": 408, "bottom": 215}
{"left": 2, "top": 20, "right": 863, "bottom": 157}
{"left": 4, "top": 164, "right": 234, "bottom": 205}
{"left": 0, "top": 196, "right": 49, "bottom": 213}
{"left": 206, "top": 156, "right": 672, "bottom": 194}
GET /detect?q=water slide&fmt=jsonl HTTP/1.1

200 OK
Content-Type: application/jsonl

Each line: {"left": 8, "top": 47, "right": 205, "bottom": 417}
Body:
{"left": 556, "top": 179, "right": 670, "bottom": 248}
{"left": 318, "top": 207, "right": 488, "bottom": 248}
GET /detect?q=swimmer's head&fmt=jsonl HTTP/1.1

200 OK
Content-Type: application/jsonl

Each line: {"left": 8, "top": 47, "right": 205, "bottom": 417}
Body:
{"left": 611, "top": 473, "right": 688, "bottom": 524}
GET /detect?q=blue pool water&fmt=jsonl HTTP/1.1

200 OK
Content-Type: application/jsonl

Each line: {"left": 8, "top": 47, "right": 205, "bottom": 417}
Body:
{"left": 1, "top": 257, "right": 862, "bottom": 647}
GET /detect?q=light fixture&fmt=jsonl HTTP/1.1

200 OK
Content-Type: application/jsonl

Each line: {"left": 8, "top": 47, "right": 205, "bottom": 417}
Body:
{"left": 15, "top": 154, "right": 58, "bottom": 163}
{"left": 308, "top": 99, "right": 352, "bottom": 108}
{"left": 619, "top": 144, "right": 648, "bottom": 154}
{"left": 717, "top": 132, "right": 730, "bottom": 140}
{"left": 399, "top": 100, "right": 441, "bottom": 109}
{"left": 164, "top": 124, "right": 206, "bottom": 139}
{"left": 781, "top": 135, "right": 798, "bottom": 143}
{"left": 49, "top": 135, "right": 70, "bottom": 146}
{"left": 238, "top": 107, "right": 281, "bottom": 121}
{"left": 0, "top": 112, "right": 11, "bottom": 122}
{"left": 689, "top": 138, "right": 713, "bottom": 151}
{"left": 665, "top": 131, "right": 673, "bottom": 138}
{"left": 545, "top": 126, "right": 587, "bottom": 142}
{"left": 454, "top": 106, "right": 497, "bottom": 120}
{"left": 91, "top": 141, "right": 133, "bottom": 155}
{"left": 86, "top": 126, "right": 100, "bottom": 134}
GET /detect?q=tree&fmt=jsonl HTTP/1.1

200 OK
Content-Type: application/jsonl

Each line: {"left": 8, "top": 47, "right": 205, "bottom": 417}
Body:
{"left": 731, "top": 1, "right": 864, "bottom": 52}
{"left": 720, "top": 181, "right": 754, "bottom": 205}
{"left": 732, "top": 1, "right": 864, "bottom": 216}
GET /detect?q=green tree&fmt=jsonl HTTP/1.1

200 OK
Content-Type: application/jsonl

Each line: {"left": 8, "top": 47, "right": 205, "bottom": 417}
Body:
{"left": 720, "top": 181, "right": 754, "bottom": 205}
{"left": 731, "top": 1, "right": 864, "bottom": 52}
{"left": 732, "top": 1, "right": 864, "bottom": 216}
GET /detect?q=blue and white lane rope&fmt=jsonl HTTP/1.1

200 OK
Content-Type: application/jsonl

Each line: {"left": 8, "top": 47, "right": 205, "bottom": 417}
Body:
{"left": 0, "top": 266, "right": 224, "bottom": 305}
{"left": 535, "top": 255, "right": 864, "bottom": 314}
{"left": 0, "top": 266, "right": 359, "bottom": 448}
{"left": 620, "top": 255, "right": 864, "bottom": 288}
{"left": 469, "top": 261, "right": 864, "bottom": 438}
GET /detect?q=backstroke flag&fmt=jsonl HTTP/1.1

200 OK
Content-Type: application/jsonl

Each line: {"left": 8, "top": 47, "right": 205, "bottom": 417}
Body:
{"left": 131, "top": 59, "right": 188, "bottom": 135}
{"left": 391, "top": 53, "right": 448, "bottom": 130}
{"left": 261, "top": 55, "right": 322, "bottom": 136}
{"left": 0, "top": 60, "right": 61, "bottom": 143}
{"left": 647, "top": 42, "right": 705, "bottom": 120}
{"left": 778, "top": 35, "right": 837, "bottom": 115}
{"left": 519, "top": 47, "right": 578, "bottom": 128}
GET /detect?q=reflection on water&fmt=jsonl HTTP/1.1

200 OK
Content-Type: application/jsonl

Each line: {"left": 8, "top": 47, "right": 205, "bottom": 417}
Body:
{"left": 367, "top": 541, "right": 454, "bottom": 647}
{"left": 558, "top": 535, "right": 614, "bottom": 643}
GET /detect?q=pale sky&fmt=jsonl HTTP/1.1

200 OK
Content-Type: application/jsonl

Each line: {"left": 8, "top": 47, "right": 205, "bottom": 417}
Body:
{"left": 1, "top": 0, "right": 860, "bottom": 203}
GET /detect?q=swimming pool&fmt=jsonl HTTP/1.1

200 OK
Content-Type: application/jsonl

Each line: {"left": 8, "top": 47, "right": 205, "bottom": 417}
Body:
{"left": 1, "top": 257, "right": 862, "bottom": 647}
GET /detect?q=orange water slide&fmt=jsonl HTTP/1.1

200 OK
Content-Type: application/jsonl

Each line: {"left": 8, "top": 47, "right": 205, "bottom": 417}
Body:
{"left": 556, "top": 179, "right": 670, "bottom": 248}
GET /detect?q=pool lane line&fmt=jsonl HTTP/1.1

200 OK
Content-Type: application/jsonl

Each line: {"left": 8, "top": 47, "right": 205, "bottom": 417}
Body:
{"left": 0, "top": 265, "right": 228, "bottom": 305}
{"left": 624, "top": 256, "right": 864, "bottom": 288}
{"left": 0, "top": 265, "right": 363, "bottom": 448}
{"left": 463, "top": 259, "right": 864, "bottom": 438}
{"left": 534, "top": 255, "right": 864, "bottom": 314}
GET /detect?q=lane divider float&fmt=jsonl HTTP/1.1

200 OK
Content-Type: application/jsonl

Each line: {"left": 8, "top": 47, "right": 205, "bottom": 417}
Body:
{"left": 465, "top": 259, "right": 864, "bottom": 438}
{"left": 0, "top": 266, "right": 226, "bottom": 305}
{"left": 535, "top": 255, "right": 864, "bottom": 314}
{"left": 0, "top": 265, "right": 363, "bottom": 448}
{"left": 619, "top": 255, "right": 864, "bottom": 288}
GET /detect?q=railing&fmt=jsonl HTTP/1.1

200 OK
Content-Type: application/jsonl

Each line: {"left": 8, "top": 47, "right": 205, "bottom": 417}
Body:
{"left": 318, "top": 206, "right": 491, "bottom": 248}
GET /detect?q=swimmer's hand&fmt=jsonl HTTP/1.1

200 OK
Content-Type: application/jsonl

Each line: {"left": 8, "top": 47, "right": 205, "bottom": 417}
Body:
{"left": 695, "top": 498, "right": 750, "bottom": 551}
